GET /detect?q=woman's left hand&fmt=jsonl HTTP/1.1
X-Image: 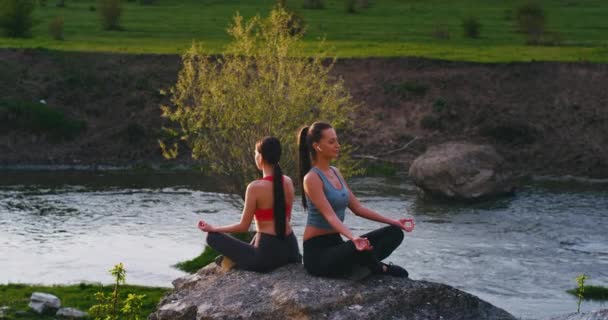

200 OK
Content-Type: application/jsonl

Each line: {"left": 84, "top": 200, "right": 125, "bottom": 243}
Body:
{"left": 197, "top": 220, "right": 215, "bottom": 232}
{"left": 395, "top": 218, "right": 415, "bottom": 232}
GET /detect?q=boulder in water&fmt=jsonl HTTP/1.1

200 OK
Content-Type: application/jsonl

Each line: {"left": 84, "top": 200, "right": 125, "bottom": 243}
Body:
{"left": 409, "top": 142, "right": 515, "bottom": 200}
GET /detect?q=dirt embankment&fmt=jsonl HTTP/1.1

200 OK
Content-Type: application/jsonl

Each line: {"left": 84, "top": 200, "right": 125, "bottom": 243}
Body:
{"left": 1, "top": 49, "right": 607, "bottom": 177}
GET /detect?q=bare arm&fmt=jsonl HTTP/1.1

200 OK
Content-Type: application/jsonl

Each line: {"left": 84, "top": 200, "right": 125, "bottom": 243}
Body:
{"left": 198, "top": 182, "right": 257, "bottom": 234}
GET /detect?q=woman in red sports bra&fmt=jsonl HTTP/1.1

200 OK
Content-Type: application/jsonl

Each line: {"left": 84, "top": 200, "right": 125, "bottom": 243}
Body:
{"left": 197, "top": 136, "right": 301, "bottom": 272}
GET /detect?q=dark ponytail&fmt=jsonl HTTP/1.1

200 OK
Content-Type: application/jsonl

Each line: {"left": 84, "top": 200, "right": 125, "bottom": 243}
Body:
{"left": 257, "top": 137, "right": 286, "bottom": 239}
{"left": 272, "top": 163, "right": 286, "bottom": 239}
{"left": 297, "top": 121, "right": 333, "bottom": 209}
{"left": 298, "top": 126, "right": 311, "bottom": 209}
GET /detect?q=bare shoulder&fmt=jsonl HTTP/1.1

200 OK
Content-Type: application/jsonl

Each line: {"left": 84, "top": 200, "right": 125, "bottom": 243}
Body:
{"left": 246, "top": 180, "right": 265, "bottom": 194}
{"left": 303, "top": 171, "right": 322, "bottom": 188}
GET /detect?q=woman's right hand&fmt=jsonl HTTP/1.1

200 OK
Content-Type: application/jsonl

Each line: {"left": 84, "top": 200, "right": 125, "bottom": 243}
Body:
{"left": 352, "top": 237, "right": 373, "bottom": 251}
{"left": 197, "top": 220, "right": 215, "bottom": 232}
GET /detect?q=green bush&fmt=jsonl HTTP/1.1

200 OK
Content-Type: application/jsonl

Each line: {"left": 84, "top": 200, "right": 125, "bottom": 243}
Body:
{"left": 0, "top": 100, "right": 86, "bottom": 140}
{"left": 49, "top": 16, "right": 64, "bottom": 40}
{"left": 98, "top": 0, "right": 122, "bottom": 30}
{"left": 515, "top": 2, "right": 545, "bottom": 44}
{"left": 0, "top": 0, "right": 36, "bottom": 38}
{"left": 161, "top": 6, "right": 360, "bottom": 197}
{"left": 462, "top": 16, "right": 481, "bottom": 38}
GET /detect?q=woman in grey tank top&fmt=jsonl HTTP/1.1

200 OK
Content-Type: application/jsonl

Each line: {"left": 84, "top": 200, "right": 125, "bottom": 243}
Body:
{"left": 298, "top": 122, "right": 415, "bottom": 279}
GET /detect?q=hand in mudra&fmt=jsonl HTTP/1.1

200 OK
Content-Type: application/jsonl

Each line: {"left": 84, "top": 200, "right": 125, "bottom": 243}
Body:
{"left": 397, "top": 218, "right": 415, "bottom": 232}
{"left": 197, "top": 220, "right": 215, "bottom": 232}
{"left": 352, "top": 237, "right": 373, "bottom": 251}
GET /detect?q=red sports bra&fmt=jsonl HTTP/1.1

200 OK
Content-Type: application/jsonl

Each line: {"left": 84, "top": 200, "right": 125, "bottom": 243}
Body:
{"left": 254, "top": 176, "right": 292, "bottom": 221}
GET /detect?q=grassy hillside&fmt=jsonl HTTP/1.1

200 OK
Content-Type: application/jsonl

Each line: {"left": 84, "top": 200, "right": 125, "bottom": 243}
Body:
{"left": 0, "top": 0, "right": 607, "bottom": 62}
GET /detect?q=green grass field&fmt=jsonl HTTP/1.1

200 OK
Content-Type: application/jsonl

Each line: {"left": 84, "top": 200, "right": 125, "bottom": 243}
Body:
{"left": 1, "top": 0, "right": 608, "bottom": 61}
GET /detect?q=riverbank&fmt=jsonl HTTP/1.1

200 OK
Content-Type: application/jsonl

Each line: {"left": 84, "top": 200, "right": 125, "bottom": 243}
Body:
{"left": 1, "top": 48, "right": 607, "bottom": 178}
{"left": 0, "top": 283, "right": 168, "bottom": 319}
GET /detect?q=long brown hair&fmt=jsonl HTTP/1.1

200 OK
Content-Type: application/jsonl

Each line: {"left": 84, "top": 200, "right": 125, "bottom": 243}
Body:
{"left": 256, "top": 136, "right": 286, "bottom": 238}
{"left": 297, "top": 121, "right": 333, "bottom": 209}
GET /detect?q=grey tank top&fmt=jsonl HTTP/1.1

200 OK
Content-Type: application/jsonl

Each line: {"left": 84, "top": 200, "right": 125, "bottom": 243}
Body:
{"left": 306, "top": 166, "right": 350, "bottom": 229}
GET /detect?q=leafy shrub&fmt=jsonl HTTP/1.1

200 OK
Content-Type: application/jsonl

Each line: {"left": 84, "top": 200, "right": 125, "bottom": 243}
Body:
{"left": 161, "top": 6, "right": 359, "bottom": 197}
{"left": 98, "top": 0, "right": 122, "bottom": 30}
{"left": 0, "top": 0, "right": 36, "bottom": 38}
{"left": 515, "top": 2, "right": 545, "bottom": 44}
{"left": 48, "top": 16, "right": 64, "bottom": 40}
{"left": 462, "top": 16, "right": 481, "bottom": 38}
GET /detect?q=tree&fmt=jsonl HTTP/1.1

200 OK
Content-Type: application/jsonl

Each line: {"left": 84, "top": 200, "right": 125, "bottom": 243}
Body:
{"left": 0, "top": 0, "right": 35, "bottom": 38}
{"left": 161, "top": 7, "right": 359, "bottom": 197}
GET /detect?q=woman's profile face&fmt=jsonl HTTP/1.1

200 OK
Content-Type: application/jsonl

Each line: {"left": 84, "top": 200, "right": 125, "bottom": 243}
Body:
{"left": 255, "top": 149, "right": 263, "bottom": 170}
{"left": 315, "top": 128, "right": 340, "bottom": 159}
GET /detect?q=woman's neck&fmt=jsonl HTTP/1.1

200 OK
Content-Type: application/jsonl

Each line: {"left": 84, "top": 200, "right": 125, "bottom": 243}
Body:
{"left": 262, "top": 164, "right": 274, "bottom": 177}
{"left": 313, "top": 157, "right": 331, "bottom": 170}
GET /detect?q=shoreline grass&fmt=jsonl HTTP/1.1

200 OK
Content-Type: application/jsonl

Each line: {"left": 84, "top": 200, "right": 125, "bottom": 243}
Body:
{"left": 0, "top": 283, "right": 169, "bottom": 319}
{"left": 1, "top": 0, "right": 607, "bottom": 62}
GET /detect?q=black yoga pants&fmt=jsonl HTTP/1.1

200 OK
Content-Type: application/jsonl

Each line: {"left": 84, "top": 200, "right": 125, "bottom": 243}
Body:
{"left": 206, "top": 231, "right": 301, "bottom": 272}
{"left": 303, "top": 225, "right": 404, "bottom": 277}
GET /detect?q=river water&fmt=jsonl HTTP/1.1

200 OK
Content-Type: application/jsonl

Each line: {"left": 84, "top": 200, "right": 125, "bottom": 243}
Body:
{"left": 1, "top": 170, "right": 607, "bottom": 319}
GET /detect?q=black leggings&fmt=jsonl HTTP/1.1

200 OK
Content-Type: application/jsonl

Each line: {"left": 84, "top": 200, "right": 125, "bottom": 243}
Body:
{"left": 206, "top": 232, "right": 301, "bottom": 272}
{"left": 303, "top": 225, "right": 404, "bottom": 277}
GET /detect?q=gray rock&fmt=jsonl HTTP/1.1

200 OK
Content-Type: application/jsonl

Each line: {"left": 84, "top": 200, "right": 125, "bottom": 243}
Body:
{"left": 546, "top": 309, "right": 608, "bottom": 320}
{"left": 0, "top": 306, "right": 9, "bottom": 318}
{"left": 56, "top": 307, "right": 88, "bottom": 318}
{"left": 149, "top": 263, "right": 516, "bottom": 320}
{"left": 409, "top": 142, "right": 515, "bottom": 200}
{"left": 28, "top": 292, "right": 61, "bottom": 314}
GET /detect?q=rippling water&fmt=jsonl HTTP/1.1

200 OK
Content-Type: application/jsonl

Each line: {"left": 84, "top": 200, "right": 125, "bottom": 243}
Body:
{"left": 1, "top": 171, "right": 607, "bottom": 319}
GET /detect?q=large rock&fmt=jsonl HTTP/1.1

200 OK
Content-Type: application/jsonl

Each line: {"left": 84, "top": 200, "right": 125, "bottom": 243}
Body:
{"left": 28, "top": 292, "right": 61, "bottom": 314}
{"left": 409, "top": 142, "right": 515, "bottom": 200}
{"left": 546, "top": 309, "right": 608, "bottom": 320}
{"left": 149, "top": 264, "right": 515, "bottom": 320}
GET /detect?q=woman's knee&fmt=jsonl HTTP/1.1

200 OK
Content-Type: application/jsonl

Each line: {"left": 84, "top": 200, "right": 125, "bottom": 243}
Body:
{"left": 206, "top": 232, "right": 221, "bottom": 248}
{"left": 386, "top": 225, "right": 404, "bottom": 245}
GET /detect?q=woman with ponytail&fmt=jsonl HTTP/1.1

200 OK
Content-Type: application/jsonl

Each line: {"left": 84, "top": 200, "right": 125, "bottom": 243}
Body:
{"left": 298, "top": 122, "right": 415, "bottom": 279}
{"left": 197, "top": 136, "right": 301, "bottom": 272}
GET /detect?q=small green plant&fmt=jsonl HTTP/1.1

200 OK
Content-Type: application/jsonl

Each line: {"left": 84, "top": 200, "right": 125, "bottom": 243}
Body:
{"left": 432, "top": 97, "right": 447, "bottom": 113}
{"left": 49, "top": 16, "right": 64, "bottom": 40}
{"left": 89, "top": 263, "right": 146, "bottom": 320}
{"left": 0, "top": 0, "right": 36, "bottom": 38}
{"left": 575, "top": 273, "right": 588, "bottom": 313}
{"left": 98, "top": 0, "right": 122, "bottom": 30}
{"left": 462, "top": 16, "right": 481, "bottom": 38}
